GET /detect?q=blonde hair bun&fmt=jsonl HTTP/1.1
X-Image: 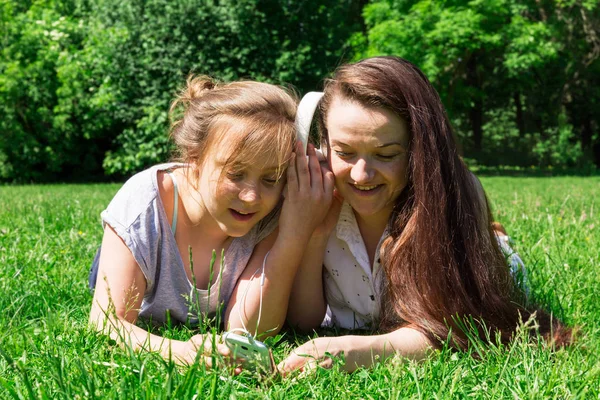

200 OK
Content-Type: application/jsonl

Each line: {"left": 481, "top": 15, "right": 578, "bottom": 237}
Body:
{"left": 168, "top": 75, "right": 298, "bottom": 182}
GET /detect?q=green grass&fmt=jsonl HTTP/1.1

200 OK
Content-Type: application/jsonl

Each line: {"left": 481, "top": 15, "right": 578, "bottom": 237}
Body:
{"left": 1, "top": 178, "right": 599, "bottom": 399}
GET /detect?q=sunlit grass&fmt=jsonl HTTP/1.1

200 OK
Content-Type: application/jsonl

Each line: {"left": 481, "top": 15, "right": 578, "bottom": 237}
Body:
{"left": 1, "top": 178, "right": 599, "bottom": 398}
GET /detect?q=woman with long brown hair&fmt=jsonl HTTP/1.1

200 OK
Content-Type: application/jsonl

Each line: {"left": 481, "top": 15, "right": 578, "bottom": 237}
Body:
{"left": 282, "top": 56, "right": 571, "bottom": 373}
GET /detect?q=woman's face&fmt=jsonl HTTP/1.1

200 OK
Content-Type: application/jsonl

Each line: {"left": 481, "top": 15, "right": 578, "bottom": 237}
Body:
{"left": 198, "top": 143, "right": 285, "bottom": 237}
{"left": 326, "top": 97, "right": 410, "bottom": 223}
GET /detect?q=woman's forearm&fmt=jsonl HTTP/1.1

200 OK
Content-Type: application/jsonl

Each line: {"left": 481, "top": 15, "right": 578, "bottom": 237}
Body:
{"left": 279, "top": 327, "right": 431, "bottom": 374}
{"left": 347, "top": 327, "right": 431, "bottom": 369}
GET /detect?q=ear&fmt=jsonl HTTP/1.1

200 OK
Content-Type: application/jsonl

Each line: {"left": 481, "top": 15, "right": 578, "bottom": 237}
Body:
{"left": 295, "top": 92, "right": 324, "bottom": 155}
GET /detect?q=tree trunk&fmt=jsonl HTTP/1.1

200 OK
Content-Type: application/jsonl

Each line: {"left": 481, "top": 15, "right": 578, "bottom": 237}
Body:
{"left": 467, "top": 55, "right": 483, "bottom": 151}
{"left": 514, "top": 92, "right": 525, "bottom": 137}
{"left": 589, "top": 121, "right": 600, "bottom": 168}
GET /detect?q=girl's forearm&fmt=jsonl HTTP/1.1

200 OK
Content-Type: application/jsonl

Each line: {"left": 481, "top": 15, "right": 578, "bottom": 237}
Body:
{"left": 227, "top": 140, "right": 335, "bottom": 337}
{"left": 90, "top": 311, "right": 186, "bottom": 361}
{"left": 226, "top": 230, "right": 317, "bottom": 337}
{"left": 286, "top": 234, "right": 329, "bottom": 331}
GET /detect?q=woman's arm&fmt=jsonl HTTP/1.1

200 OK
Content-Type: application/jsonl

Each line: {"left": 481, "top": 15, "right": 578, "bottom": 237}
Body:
{"left": 90, "top": 225, "right": 232, "bottom": 366}
{"left": 279, "top": 327, "right": 431, "bottom": 374}
{"left": 224, "top": 142, "right": 335, "bottom": 337}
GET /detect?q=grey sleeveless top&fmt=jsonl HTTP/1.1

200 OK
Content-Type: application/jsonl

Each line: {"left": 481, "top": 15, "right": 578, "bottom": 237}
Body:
{"left": 92, "top": 163, "right": 279, "bottom": 325}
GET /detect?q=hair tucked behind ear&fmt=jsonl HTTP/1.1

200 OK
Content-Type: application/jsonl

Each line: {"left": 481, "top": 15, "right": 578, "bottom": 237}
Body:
{"left": 168, "top": 75, "right": 297, "bottom": 182}
{"left": 319, "top": 56, "right": 572, "bottom": 350}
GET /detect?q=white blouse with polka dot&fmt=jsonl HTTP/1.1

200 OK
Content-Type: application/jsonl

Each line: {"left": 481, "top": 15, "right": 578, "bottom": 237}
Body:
{"left": 322, "top": 202, "right": 387, "bottom": 330}
{"left": 320, "top": 186, "right": 528, "bottom": 330}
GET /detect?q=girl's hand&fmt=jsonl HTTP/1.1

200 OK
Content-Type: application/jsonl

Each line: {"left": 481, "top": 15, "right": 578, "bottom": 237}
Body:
{"left": 309, "top": 147, "right": 344, "bottom": 239}
{"left": 311, "top": 186, "right": 343, "bottom": 239}
{"left": 279, "top": 141, "right": 335, "bottom": 241}
{"left": 177, "top": 334, "right": 242, "bottom": 374}
{"left": 303, "top": 156, "right": 343, "bottom": 239}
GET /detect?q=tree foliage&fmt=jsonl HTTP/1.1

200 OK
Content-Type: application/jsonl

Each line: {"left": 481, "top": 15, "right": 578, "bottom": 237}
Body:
{"left": 358, "top": 0, "right": 599, "bottom": 168}
{"left": 1, "top": 0, "right": 361, "bottom": 181}
{"left": 0, "top": 0, "right": 598, "bottom": 182}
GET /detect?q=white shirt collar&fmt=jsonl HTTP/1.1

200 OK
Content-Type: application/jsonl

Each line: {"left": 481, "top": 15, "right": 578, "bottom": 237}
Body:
{"left": 334, "top": 202, "right": 389, "bottom": 280}
{"left": 335, "top": 202, "right": 371, "bottom": 276}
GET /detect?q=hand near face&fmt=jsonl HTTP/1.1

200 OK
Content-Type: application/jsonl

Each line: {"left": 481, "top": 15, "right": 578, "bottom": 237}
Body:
{"left": 311, "top": 187, "right": 343, "bottom": 239}
{"left": 279, "top": 141, "right": 335, "bottom": 241}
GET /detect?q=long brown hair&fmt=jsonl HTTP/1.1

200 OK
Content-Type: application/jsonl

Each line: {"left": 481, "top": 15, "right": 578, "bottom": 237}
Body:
{"left": 319, "top": 56, "right": 571, "bottom": 349}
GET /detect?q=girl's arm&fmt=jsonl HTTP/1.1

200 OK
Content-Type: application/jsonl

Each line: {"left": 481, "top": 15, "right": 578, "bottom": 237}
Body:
{"left": 286, "top": 179, "right": 344, "bottom": 331}
{"left": 285, "top": 233, "right": 329, "bottom": 331}
{"left": 279, "top": 327, "right": 431, "bottom": 374}
{"left": 224, "top": 142, "right": 335, "bottom": 337}
{"left": 90, "top": 225, "right": 233, "bottom": 367}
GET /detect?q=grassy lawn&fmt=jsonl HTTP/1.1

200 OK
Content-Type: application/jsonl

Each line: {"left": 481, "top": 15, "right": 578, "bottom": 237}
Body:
{"left": 0, "top": 177, "right": 599, "bottom": 398}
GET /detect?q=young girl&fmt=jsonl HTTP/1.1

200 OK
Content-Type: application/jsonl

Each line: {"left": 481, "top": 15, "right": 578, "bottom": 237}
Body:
{"left": 282, "top": 56, "right": 571, "bottom": 373}
{"left": 89, "top": 76, "right": 334, "bottom": 367}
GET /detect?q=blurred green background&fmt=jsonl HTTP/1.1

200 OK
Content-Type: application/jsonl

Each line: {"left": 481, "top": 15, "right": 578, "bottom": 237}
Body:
{"left": 1, "top": 0, "right": 599, "bottom": 182}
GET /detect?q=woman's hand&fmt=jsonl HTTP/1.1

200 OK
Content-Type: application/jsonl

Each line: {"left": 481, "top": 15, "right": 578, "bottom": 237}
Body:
{"left": 278, "top": 329, "right": 430, "bottom": 375}
{"left": 279, "top": 141, "right": 335, "bottom": 242}
{"left": 278, "top": 336, "right": 358, "bottom": 374}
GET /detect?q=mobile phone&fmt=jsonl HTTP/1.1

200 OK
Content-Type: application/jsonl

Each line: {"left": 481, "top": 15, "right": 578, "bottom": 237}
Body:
{"left": 222, "top": 331, "right": 275, "bottom": 374}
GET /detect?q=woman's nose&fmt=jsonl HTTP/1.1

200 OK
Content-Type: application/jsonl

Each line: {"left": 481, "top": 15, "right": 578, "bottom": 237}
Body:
{"left": 350, "top": 158, "right": 375, "bottom": 183}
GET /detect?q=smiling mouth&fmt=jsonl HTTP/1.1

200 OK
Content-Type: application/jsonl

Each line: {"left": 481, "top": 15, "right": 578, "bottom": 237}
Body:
{"left": 353, "top": 184, "right": 379, "bottom": 191}
{"left": 230, "top": 209, "right": 257, "bottom": 221}
{"left": 348, "top": 183, "right": 383, "bottom": 195}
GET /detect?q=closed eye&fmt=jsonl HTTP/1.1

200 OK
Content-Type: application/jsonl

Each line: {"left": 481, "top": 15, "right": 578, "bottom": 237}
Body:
{"left": 262, "top": 176, "right": 279, "bottom": 186}
{"left": 334, "top": 150, "right": 354, "bottom": 158}
{"left": 226, "top": 171, "right": 244, "bottom": 181}
{"left": 376, "top": 153, "right": 401, "bottom": 160}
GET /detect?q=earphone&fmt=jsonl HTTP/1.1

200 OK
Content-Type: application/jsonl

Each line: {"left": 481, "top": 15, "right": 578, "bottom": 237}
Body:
{"left": 295, "top": 91, "right": 324, "bottom": 155}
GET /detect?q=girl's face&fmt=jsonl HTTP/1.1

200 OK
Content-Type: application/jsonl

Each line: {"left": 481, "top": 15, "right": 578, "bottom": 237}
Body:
{"left": 326, "top": 97, "right": 410, "bottom": 223}
{"left": 198, "top": 144, "right": 285, "bottom": 237}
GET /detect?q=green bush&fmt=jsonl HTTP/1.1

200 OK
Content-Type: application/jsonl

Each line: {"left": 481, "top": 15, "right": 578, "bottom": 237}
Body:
{"left": 0, "top": 0, "right": 362, "bottom": 182}
{"left": 357, "top": 0, "right": 599, "bottom": 170}
{"left": 470, "top": 108, "right": 590, "bottom": 169}
{"left": 103, "top": 105, "right": 173, "bottom": 176}
{"left": 1, "top": 0, "right": 598, "bottom": 181}
{"left": 530, "top": 116, "right": 587, "bottom": 169}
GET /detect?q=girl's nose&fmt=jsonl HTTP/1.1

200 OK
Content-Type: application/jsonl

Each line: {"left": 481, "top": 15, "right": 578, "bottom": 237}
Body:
{"left": 238, "top": 183, "right": 260, "bottom": 204}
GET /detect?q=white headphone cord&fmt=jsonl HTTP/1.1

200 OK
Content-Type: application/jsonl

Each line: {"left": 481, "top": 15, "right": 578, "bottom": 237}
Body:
{"left": 236, "top": 250, "right": 269, "bottom": 339}
{"left": 255, "top": 251, "right": 269, "bottom": 337}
